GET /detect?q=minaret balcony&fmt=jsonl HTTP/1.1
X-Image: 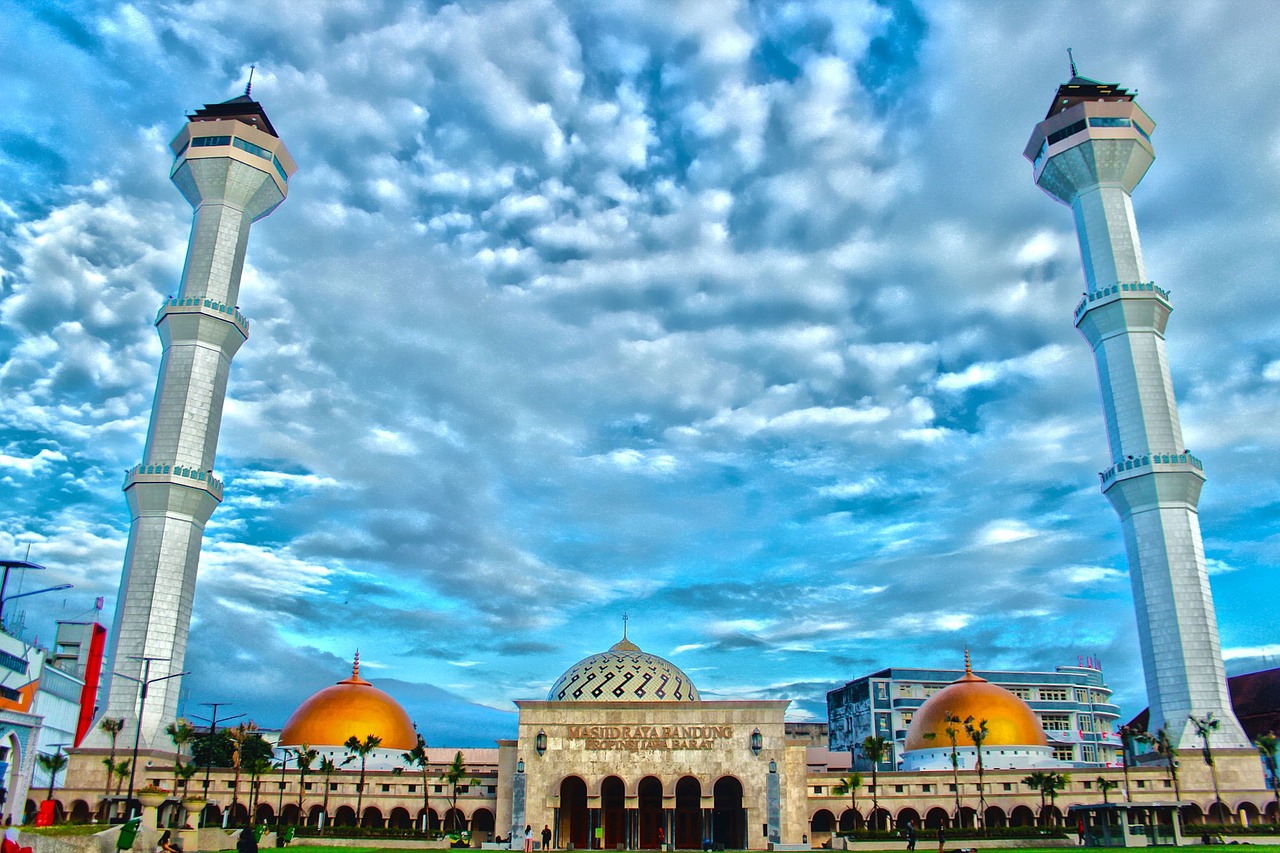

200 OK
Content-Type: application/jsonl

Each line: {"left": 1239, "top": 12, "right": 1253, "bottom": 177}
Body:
{"left": 1073, "top": 280, "right": 1170, "bottom": 325}
{"left": 156, "top": 296, "right": 250, "bottom": 337}
{"left": 124, "top": 462, "right": 224, "bottom": 500}
{"left": 1099, "top": 452, "right": 1203, "bottom": 488}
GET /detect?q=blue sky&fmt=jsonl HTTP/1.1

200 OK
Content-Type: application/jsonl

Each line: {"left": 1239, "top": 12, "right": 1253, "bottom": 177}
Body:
{"left": 2, "top": 1, "right": 1279, "bottom": 746}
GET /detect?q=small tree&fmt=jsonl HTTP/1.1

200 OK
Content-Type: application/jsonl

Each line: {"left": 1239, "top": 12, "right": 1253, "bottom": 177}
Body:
{"left": 37, "top": 751, "right": 69, "bottom": 801}
{"left": 1255, "top": 733, "right": 1279, "bottom": 826}
{"left": 963, "top": 717, "right": 989, "bottom": 832}
{"left": 859, "top": 736, "right": 889, "bottom": 831}
{"left": 246, "top": 754, "right": 272, "bottom": 816}
{"left": 441, "top": 751, "right": 480, "bottom": 833}
{"left": 1117, "top": 724, "right": 1138, "bottom": 802}
{"left": 1097, "top": 777, "right": 1118, "bottom": 805}
{"left": 166, "top": 719, "right": 197, "bottom": 792}
{"left": 99, "top": 717, "right": 126, "bottom": 799}
{"left": 401, "top": 733, "right": 433, "bottom": 833}
{"left": 344, "top": 734, "right": 383, "bottom": 821}
{"left": 1190, "top": 713, "right": 1227, "bottom": 823}
{"left": 944, "top": 712, "right": 963, "bottom": 826}
{"left": 295, "top": 744, "right": 318, "bottom": 825}
{"left": 1139, "top": 726, "right": 1181, "bottom": 802}
{"left": 1045, "top": 773, "right": 1070, "bottom": 825}
{"left": 832, "top": 772, "right": 863, "bottom": 830}
{"left": 1022, "top": 772, "right": 1050, "bottom": 825}
{"left": 229, "top": 721, "right": 260, "bottom": 821}
{"left": 318, "top": 756, "right": 338, "bottom": 827}
{"left": 113, "top": 759, "right": 131, "bottom": 796}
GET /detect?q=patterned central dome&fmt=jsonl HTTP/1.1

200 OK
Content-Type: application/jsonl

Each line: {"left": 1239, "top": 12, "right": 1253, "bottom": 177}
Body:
{"left": 548, "top": 634, "right": 700, "bottom": 702}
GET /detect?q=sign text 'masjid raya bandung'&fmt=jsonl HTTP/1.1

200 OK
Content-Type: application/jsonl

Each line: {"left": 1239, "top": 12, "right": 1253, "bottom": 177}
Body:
{"left": 561, "top": 724, "right": 734, "bottom": 751}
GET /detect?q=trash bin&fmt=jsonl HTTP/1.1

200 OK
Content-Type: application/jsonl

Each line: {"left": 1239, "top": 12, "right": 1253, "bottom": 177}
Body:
{"left": 116, "top": 817, "right": 142, "bottom": 851}
{"left": 254, "top": 826, "right": 268, "bottom": 843}
{"left": 283, "top": 827, "right": 296, "bottom": 844}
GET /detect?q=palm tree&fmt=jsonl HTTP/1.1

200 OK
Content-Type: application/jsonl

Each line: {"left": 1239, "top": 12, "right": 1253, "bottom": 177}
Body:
{"left": 1255, "top": 733, "right": 1279, "bottom": 825}
{"left": 246, "top": 754, "right": 272, "bottom": 817}
{"left": 401, "top": 733, "right": 433, "bottom": 833}
{"left": 37, "top": 751, "right": 69, "bottom": 801}
{"left": 1022, "top": 772, "right": 1050, "bottom": 825}
{"left": 944, "top": 713, "right": 964, "bottom": 826}
{"left": 1044, "top": 773, "right": 1070, "bottom": 825}
{"left": 963, "top": 717, "right": 989, "bottom": 832}
{"left": 166, "top": 719, "right": 197, "bottom": 792}
{"left": 113, "top": 759, "right": 131, "bottom": 796}
{"left": 344, "top": 734, "right": 383, "bottom": 822}
{"left": 832, "top": 772, "right": 863, "bottom": 831}
{"left": 860, "top": 736, "right": 889, "bottom": 831}
{"left": 441, "top": 750, "right": 480, "bottom": 833}
{"left": 1096, "top": 777, "right": 1118, "bottom": 805}
{"left": 1139, "top": 726, "right": 1181, "bottom": 802}
{"left": 1116, "top": 724, "right": 1139, "bottom": 802}
{"left": 229, "top": 721, "right": 259, "bottom": 821}
{"left": 99, "top": 717, "right": 125, "bottom": 798}
{"left": 294, "top": 744, "right": 318, "bottom": 825}
{"left": 1190, "top": 713, "right": 1227, "bottom": 823}
{"left": 318, "top": 756, "right": 338, "bottom": 827}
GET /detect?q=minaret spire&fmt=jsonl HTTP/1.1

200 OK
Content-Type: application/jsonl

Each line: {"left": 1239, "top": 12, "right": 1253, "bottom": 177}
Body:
{"left": 245, "top": 64, "right": 256, "bottom": 97}
{"left": 1067, "top": 47, "right": 1077, "bottom": 78}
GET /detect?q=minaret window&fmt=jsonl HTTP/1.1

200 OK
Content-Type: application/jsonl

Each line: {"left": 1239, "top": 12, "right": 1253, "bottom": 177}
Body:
{"left": 1088, "top": 117, "right": 1131, "bottom": 128}
{"left": 233, "top": 137, "right": 273, "bottom": 160}
{"left": 191, "top": 135, "right": 231, "bottom": 148}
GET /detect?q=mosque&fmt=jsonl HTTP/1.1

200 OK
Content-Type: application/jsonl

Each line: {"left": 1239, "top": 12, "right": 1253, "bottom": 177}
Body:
{"left": 42, "top": 62, "right": 1278, "bottom": 848}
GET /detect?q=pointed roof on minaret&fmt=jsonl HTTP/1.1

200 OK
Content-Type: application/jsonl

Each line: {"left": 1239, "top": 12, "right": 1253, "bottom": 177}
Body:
{"left": 1043, "top": 52, "right": 1135, "bottom": 119}
{"left": 190, "top": 93, "right": 280, "bottom": 137}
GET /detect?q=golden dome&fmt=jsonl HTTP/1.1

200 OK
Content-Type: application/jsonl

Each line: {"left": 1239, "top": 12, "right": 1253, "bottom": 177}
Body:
{"left": 904, "top": 653, "right": 1047, "bottom": 751}
{"left": 279, "top": 654, "right": 417, "bottom": 750}
{"left": 548, "top": 631, "right": 699, "bottom": 702}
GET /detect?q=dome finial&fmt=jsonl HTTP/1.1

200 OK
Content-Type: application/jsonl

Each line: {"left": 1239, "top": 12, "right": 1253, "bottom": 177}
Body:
{"left": 353, "top": 649, "right": 360, "bottom": 679}
{"left": 964, "top": 647, "right": 972, "bottom": 676}
{"left": 622, "top": 612, "right": 629, "bottom": 642}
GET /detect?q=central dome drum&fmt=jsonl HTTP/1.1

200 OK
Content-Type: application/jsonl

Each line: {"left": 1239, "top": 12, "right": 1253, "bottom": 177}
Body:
{"left": 548, "top": 633, "right": 699, "bottom": 702}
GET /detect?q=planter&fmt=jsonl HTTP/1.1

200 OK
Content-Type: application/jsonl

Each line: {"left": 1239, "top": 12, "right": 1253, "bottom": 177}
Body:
{"left": 182, "top": 797, "right": 208, "bottom": 811}
{"left": 139, "top": 792, "right": 168, "bottom": 808}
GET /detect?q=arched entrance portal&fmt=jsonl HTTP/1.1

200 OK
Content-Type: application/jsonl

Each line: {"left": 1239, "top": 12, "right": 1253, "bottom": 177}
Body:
{"left": 638, "top": 777, "right": 663, "bottom": 849}
{"left": 675, "top": 777, "right": 703, "bottom": 850}
{"left": 602, "top": 777, "right": 626, "bottom": 849}
{"left": 560, "top": 777, "right": 589, "bottom": 851}
{"left": 712, "top": 777, "right": 744, "bottom": 850}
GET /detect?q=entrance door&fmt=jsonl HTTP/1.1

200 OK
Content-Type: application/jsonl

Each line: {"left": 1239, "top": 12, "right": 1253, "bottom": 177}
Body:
{"left": 602, "top": 777, "right": 626, "bottom": 849}
{"left": 675, "top": 777, "right": 702, "bottom": 849}
{"left": 638, "top": 777, "right": 663, "bottom": 849}
{"left": 712, "top": 777, "right": 744, "bottom": 850}
{"left": 560, "top": 777, "right": 589, "bottom": 850}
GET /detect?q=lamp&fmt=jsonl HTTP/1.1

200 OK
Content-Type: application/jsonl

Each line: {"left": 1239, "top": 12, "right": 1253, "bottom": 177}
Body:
{"left": 750, "top": 728, "right": 762, "bottom": 755}
{"left": 769, "top": 759, "right": 777, "bottom": 774}
{"left": 517, "top": 759, "right": 525, "bottom": 774}
{"left": 535, "top": 730, "right": 547, "bottom": 756}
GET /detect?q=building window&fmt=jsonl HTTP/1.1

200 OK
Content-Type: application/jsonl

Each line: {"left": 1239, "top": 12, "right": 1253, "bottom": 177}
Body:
{"left": 305, "top": 783, "right": 313, "bottom": 791}
{"left": 1040, "top": 688, "right": 1069, "bottom": 702}
{"left": 1088, "top": 117, "right": 1132, "bottom": 128}
{"left": 1042, "top": 714, "right": 1071, "bottom": 731}
{"left": 1047, "top": 120, "right": 1087, "bottom": 146}
{"left": 898, "top": 685, "right": 913, "bottom": 697}
{"left": 1163, "top": 780, "right": 1172, "bottom": 788}
{"left": 948, "top": 785, "right": 956, "bottom": 792}
{"left": 1083, "top": 781, "right": 1093, "bottom": 790}
{"left": 1008, "top": 688, "right": 1031, "bottom": 699}
{"left": 192, "top": 136, "right": 232, "bottom": 148}
{"left": 876, "top": 683, "right": 887, "bottom": 700}
{"left": 1082, "top": 745, "right": 1097, "bottom": 762}
{"left": 894, "top": 786, "right": 904, "bottom": 793}
{"left": 1002, "top": 783, "right": 1012, "bottom": 791}
{"left": 923, "top": 685, "right": 943, "bottom": 697}
{"left": 434, "top": 785, "right": 443, "bottom": 793}
{"left": 922, "top": 785, "right": 931, "bottom": 793}
{"left": 227, "top": 782, "right": 235, "bottom": 789}
{"left": 330, "top": 783, "right": 339, "bottom": 791}
{"left": 381, "top": 784, "right": 391, "bottom": 792}
{"left": 408, "top": 785, "right": 416, "bottom": 793}
{"left": 1137, "top": 780, "right": 1146, "bottom": 789}
{"left": 813, "top": 787, "right": 823, "bottom": 795}
{"left": 233, "top": 137, "right": 273, "bottom": 160}
{"left": 1080, "top": 717, "right": 1095, "bottom": 732}
{"left": 459, "top": 785, "right": 469, "bottom": 794}
{"left": 1053, "top": 747, "right": 1075, "bottom": 762}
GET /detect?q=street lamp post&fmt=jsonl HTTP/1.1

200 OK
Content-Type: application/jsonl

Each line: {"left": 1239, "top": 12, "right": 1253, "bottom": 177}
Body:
{"left": 115, "top": 656, "right": 188, "bottom": 819}
{"left": 190, "top": 702, "right": 243, "bottom": 828}
{"left": 275, "top": 748, "right": 294, "bottom": 836}
{"left": 0, "top": 559, "right": 44, "bottom": 625}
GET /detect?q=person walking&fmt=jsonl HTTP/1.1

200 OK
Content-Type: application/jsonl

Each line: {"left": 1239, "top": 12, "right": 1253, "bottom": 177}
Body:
{"left": 936, "top": 826, "right": 945, "bottom": 853}
{"left": 524, "top": 825, "right": 534, "bottom": 853}
{"left": 541, "top": 825, "right": 552, "bottom": 850}
{"left": 905, "top": 821, "right": 916, "bottom": 852}
{"left": 238, "top": 827, "right": 258, "bottom": 853}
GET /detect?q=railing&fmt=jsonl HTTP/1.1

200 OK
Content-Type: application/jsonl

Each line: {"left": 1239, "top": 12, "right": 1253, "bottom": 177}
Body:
{"left": 156, "top": 297, "right": 250, "bottom": 335}
{"left": 124, "top": 462, "right": 224, "bottom": 498}
{"left": 1074, "top": 281, "right": 1171, "bottom": 322}
{"left": 1099, "top": 452, "right": 1203, "bottom": 486}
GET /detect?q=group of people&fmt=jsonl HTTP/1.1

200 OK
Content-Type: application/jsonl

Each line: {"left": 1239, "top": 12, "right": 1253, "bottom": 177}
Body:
{"left": 520, "top": 824, "right": 553, "bottom": 852}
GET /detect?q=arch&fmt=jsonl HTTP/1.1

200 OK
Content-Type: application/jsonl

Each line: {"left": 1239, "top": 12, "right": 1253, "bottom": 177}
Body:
{"left": 472, "top": 808, "right": 495, "bottom": 842}
{"left": 957, "top": 806, "right": 977, "bottom": 829}
{"left": 1010, "top": 805, "right": 1036, "bottom": 827}
{"left": 280, "top": 803, "right": 302, "bottom": 826}
{"left": 560, "top": 776, "right": 589, "bottom": 851}
{"left": 389, "top": 807, "right": 413, "bottom": 829}
{"left": 1180, "top": 803, "right": 1204, "bottom": 826}
{"left": 869, "top": 808, "right": 892, "bottom": 832}
{"left": 713, "top": 776, "right": 745, "bottom": 851}
{"left": 70, "top": 799, "right": 91, "bottom": 823}
{"left": 333, "top": 805, "right": 357, "bottom": 827}
{"left": 1040, "top": 805, "right": 1061, "bottom": 827}
{"left": 227, "top": 802, "right": 250, "bottom": 827}
{"left": 896, "top": 808, "right": 920, "bottom": 829}
{"left": 1236, "top": 801, "right": 1260, "bottom": 827}
{"left": 307, "top": 805, "right": 326, "bottom": 828}
{"left": 1207, "top": 801, "right": 1231, "bottom": 824}
{"left": 362, "top": 806, "right": 385, "bottom": 828}
{"left": 675, "top": 776, "right": 702, "bottom": 850}
{"left": 444, "top": 807, "right": 466, "bottom": 833}
{"left": 601, "top": 776, "right": 626, "bottom": 850}
{"left": 638, "top": 776, "right": 664, "bottom": 849}
{"left": 417, "top": 807, "right": 441, "bottom": 832}
{"left": 1265, "top": 801, "right": 1278, "bottom": 823}
{"left": 23, "top": 800, "right": 36, "bottom": 824}
{"left": 205, "top": 804, "right": 224, "bottom": 828}
{"left": 924, "top": 808, "right": 949, "bottom": 830}
{"left": 255, "top": 803, "right": 275, "bottom": 825}
{"left": 839, "top": 809, "right": 864, "bottom": 832}
{"left": 984, "top": 806, "right": 1006, "bottom": 829}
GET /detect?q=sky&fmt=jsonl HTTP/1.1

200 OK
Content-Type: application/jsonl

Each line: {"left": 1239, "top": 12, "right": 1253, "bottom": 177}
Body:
{"left": 2, "top": 0, "right": 1279, "bottom": 747}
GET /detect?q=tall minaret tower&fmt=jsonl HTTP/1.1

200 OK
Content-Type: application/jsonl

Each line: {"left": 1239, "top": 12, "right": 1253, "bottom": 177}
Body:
{"left": 1025, "top": 73, "right": 1246, "bottom": 749}
{"left": 98, "top": 91, "right": 296, "bottom": 748}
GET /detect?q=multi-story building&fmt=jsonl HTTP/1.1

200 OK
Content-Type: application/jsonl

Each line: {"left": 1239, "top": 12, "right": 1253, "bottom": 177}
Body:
{"left": 827, "top": 660, "right": 1121, "bottom": 769}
